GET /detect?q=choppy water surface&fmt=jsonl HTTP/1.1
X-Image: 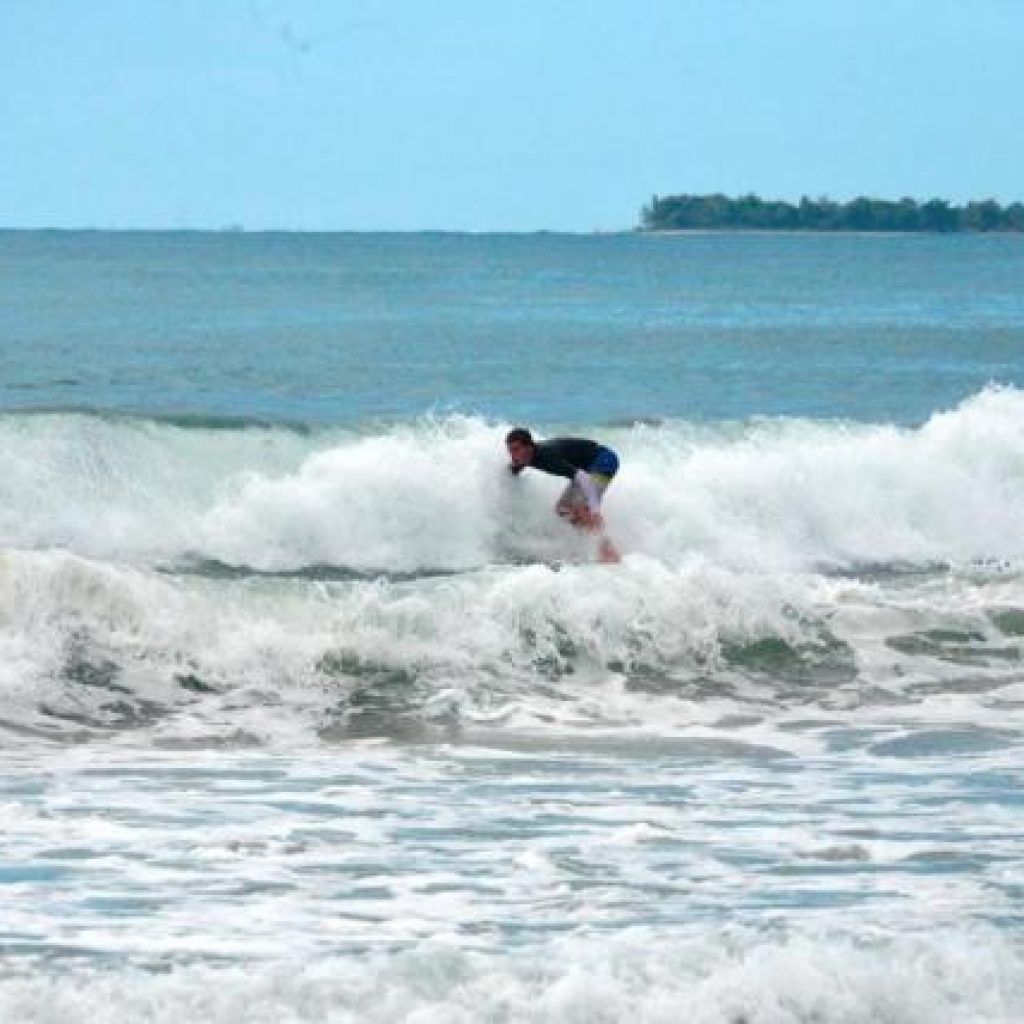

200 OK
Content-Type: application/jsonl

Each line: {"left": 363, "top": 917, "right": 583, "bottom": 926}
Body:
{"left": 1, "top": 232, "right": 1024, "bottom": 1021}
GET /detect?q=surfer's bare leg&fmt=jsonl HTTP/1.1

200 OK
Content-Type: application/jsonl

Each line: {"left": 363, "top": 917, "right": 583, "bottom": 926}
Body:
{"left": 597, "top": 535, "right": 621, "bottom": 563}
{"left": 555, "top": 479, "right": 619, "bottom": 558}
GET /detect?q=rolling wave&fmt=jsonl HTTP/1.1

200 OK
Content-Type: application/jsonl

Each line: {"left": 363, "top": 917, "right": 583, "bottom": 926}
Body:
{"left": 1, "top": 386, "right": 1023, "bottom": 573}
{"left": 1, "top": 387, "right": 1023, "bottom": 747}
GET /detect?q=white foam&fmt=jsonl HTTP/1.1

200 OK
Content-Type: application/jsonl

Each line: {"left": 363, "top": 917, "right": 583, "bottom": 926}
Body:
{"left": 2, "top": 535, "right": 1024, "bottom": 746}
{"left": 617, "top": 384, "right": 1024, "bottom": 572}
{"left": 2, "top": 387, "right": 1023, "bottom": 573}
{"left": 0, "top": 545, "right": 816, "bottom": 742}
{"left": 1, "top": 389, "right": 1023, "bottom": 746}
{"left": 0, "top": 926, "right": 1021, "bottom": 1023}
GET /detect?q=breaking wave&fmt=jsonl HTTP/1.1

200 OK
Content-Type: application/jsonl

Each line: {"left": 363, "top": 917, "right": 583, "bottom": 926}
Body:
{"left": 1, "top": 386, "right": 1024, "bottom": 747}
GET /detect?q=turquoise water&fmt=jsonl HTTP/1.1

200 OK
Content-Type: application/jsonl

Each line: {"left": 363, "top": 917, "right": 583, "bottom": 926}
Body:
{"left": 1, "top": 231, "right": 1024, "bottom": 1021}
{"left": 4, "top": 231, "right": 1024, "bottom": 424}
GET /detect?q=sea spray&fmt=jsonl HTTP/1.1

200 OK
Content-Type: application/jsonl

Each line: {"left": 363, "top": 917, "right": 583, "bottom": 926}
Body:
{"left": 1, "top": 387, "right": 1024, "bottom": 573}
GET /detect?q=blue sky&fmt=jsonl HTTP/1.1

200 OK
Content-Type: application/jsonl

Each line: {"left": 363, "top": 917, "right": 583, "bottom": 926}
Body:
{"left": 3, "top": 0, "right": 1022, "bottom": 230}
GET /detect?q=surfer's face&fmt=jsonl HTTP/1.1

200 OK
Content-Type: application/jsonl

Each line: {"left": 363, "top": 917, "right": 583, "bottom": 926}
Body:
{"left": 506, "top": 439, "right": 533, "bottom": 468}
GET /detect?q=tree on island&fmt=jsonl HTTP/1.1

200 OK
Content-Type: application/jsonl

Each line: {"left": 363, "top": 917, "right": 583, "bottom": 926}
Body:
{"left": 641, "top": 193, "right": 1024, "bottom": 232}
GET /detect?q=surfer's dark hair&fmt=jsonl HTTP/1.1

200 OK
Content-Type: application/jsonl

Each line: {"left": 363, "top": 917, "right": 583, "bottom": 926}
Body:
{"left": 505, "top": 427, "right": 534, "bottom": 446}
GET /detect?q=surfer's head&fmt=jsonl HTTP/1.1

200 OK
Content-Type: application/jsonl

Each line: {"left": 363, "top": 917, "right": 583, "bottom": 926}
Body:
{"left": 505, "top": 427, "right": 535, "bottom": 468}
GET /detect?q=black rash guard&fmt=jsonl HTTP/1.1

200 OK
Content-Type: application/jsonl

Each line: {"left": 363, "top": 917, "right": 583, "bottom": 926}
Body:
{"left": 524, "top": 438, "right": 604, "bottom": 479}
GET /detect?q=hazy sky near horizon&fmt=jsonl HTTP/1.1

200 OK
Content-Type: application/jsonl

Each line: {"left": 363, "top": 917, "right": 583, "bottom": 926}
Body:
{"left": 3, "top": 0, "right": 1023, "bottom": 231}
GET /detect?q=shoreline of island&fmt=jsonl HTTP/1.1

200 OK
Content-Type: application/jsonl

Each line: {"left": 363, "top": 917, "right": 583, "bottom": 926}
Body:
{"left": 641, "top": 193, "right": 1024, "bottom": 233}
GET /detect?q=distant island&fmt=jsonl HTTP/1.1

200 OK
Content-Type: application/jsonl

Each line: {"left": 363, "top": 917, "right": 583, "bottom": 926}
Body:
{"left": 641, "top": 194, "right": 1024, "bottom": 233}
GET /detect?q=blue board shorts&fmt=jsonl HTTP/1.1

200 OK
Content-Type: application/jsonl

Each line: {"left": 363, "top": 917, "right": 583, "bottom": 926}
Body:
{"left": 588, "top": 447, "right": 619, "bottom": 483}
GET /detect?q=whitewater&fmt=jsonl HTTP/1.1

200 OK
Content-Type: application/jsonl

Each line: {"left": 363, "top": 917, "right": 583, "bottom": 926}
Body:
{"left": 2, "top": 230, "right": 1024, "bottom": 1022}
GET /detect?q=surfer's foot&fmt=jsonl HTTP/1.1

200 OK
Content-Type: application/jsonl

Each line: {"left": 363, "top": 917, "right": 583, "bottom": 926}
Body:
{"left": 598, "top": 537, "right": 621, "bottom": 563}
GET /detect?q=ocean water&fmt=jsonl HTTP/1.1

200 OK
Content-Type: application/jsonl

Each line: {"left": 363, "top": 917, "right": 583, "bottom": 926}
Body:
{"left": 1, "top": 230, "right": 1024, "bottom": 1021}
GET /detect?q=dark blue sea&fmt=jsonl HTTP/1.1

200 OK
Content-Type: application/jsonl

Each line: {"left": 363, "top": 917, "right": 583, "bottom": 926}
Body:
{"left": 2, "top": 230, "right": 1024, "bottom": 1021}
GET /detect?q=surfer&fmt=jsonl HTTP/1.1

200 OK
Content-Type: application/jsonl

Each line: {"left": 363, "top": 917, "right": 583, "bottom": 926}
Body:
{"left": 505, "top": 427, "right": 621, "bottom": 563}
